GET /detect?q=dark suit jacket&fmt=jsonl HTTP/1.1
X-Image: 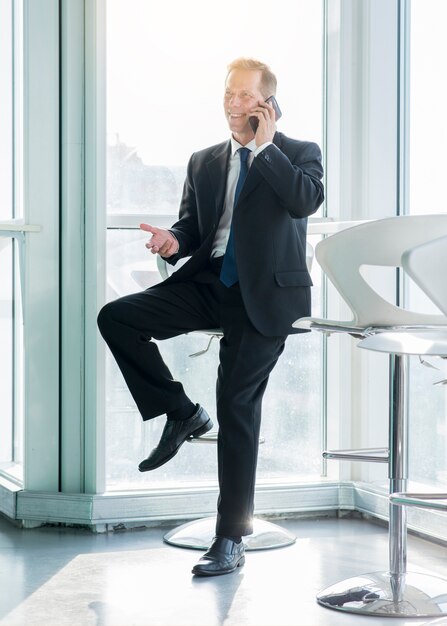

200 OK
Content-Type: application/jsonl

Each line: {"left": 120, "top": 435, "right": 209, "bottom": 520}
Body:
{"left": 163, "top": 131, "right": 324, "bottom": 336}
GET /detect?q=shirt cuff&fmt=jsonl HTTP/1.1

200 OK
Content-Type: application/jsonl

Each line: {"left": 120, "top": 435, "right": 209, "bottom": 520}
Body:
{"left": 167, "top": 230, "right": 180, "bottom": 255}
{"left": 254, "top": 141, "right": 273, "bottom": 157}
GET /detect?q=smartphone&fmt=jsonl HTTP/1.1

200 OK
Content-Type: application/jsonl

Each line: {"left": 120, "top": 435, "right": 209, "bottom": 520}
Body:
{"left": 249, "top": 95, "right": 282, "bottom": 133}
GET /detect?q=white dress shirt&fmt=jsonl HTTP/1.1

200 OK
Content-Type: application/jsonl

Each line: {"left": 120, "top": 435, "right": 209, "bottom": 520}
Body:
{"left": 211, "top": 138, "right": 273, "bottom": 258}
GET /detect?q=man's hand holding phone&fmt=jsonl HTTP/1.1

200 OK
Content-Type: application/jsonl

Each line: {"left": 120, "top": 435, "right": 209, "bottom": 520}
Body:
{"left": 140, "top": 223, "right": 179, "bottom": 257}
{"left": 249, "top": 95, "right": 282, "bottom": 147}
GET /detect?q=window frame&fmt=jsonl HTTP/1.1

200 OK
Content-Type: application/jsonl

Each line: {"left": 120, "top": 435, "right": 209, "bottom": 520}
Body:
{"left": 0, "top": 0, "right": 60, "bottom": 523}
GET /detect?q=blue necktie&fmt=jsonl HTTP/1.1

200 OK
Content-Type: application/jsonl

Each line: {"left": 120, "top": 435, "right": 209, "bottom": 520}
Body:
{"left": 220, "top": 147, "right": 251, "bottom": 287}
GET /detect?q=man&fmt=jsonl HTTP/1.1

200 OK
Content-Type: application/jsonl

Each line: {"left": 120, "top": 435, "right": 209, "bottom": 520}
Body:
{"left": 98, "top": 57, "right": 324, "bottom": 576}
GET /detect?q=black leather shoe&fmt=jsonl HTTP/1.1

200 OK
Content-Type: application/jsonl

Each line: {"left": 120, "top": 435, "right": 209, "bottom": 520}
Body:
{"left": 139, "top": 405, "right": 212, "bottom": 472}
{"left": 192, "top": 537, "right": 245, "bottom": 577}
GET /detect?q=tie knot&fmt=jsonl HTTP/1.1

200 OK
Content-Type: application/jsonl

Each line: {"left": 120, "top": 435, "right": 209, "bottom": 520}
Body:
{"left": 238, "top": 147, "right": 251, "bottom": 163}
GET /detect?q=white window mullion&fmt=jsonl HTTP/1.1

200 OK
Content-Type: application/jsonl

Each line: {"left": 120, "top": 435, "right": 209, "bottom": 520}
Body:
{"left": 60, "top": 0, "right": 86, "bottom": 494}
{"left": 22, "top": 0, "right": 60, "bottom": 493}
{"left": 84, "top": 0, "right": 106, "bottom": 494}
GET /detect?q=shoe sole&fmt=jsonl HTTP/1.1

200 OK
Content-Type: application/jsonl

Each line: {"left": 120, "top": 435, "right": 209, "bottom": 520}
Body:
{"left": 188, "top": 420, "right": 214, "bottom": 439}
{"left": 192, "top": 555, "right": 245, "bottom": 577}
{"left": 138, "top": 418, "right": 213, "bottom": 472}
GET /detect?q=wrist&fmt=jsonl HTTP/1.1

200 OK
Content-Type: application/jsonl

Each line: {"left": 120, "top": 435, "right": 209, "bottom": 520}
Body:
{"left": 254, "top": 141, "right": 273, "bottom": 156}
{"left": 168, "top": 230, "right": 180, "bottom": 254}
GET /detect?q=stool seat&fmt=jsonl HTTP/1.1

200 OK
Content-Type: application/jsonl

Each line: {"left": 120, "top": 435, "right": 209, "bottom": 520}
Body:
{"left": 359, "top": 329, "right": 447, "bottom": 356}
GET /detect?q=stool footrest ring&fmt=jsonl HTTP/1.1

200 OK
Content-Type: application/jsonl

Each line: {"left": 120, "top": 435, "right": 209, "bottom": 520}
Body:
{"left": 390, "top": 492, "right": 447, "bottom": 511}
{"left": 187, "top": 432, "right": 265, "bottom": 444}
{"left": 323, "top": 447, "right": 389, "bottom": 463}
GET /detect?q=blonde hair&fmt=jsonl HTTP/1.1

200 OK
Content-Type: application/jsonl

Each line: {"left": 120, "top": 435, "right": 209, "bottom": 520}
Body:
{"left": 226, "top": 57, "right": 277, "bottom": 98}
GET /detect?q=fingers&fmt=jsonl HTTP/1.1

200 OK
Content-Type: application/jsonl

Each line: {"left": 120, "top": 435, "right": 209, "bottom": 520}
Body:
{"left": 151, "top": 239, "right": 176, "bottom": 257}
{"left": 158, "top": 239, "right": 174, "bottom": 256}
{"left": 145, "top": 240, "right": 167, "bottom": 254}
{"left": 251, "top": 101, "right": 276, "bottom": 146}
{"left": 159, "top": 240, "right": 177, "bottom": 258}
{"left": 259, "top": 102, "right": 276, "bottom": 123}
{"left": 255, "top": 100, "right": 275, "bottom": 118}
{"left": 250, "top": 102, "right": 274, "bottom": 128}
{"left": 142, "top": 225, "right": 178, "bottom": 257}
{"left": 140, "top": 222, "right": 158, "bottom": 234}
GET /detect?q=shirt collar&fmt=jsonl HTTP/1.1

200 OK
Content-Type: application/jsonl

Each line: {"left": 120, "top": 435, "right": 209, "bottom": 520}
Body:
{"left": 230, "top": 136, "right": 257, "bottom": 157}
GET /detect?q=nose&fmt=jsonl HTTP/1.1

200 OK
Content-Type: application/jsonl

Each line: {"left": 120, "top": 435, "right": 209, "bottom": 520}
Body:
{"left": 227, "top": 94, "right": 242, "bottom": 108}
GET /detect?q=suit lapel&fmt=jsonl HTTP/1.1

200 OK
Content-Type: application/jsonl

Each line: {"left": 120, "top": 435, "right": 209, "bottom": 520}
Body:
{"left": 204, "top": 132, "right": 283, "bottom": 215}
{"left": 236, "top": 132, "right": 282, "bottom": 206}
{"left": 206, "top": 141, "right": 231, "bottom": 219}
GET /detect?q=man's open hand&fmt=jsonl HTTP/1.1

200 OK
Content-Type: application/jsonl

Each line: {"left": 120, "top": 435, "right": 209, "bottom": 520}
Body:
{"left": 140, "top": 223, "right": 179, "bottom": 257}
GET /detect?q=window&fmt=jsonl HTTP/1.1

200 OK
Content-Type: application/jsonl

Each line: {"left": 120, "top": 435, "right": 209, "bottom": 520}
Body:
{"left": 0, "top": 0, "right": 24, "bottom": 484}
{"left": 407, "top": 0, "right": 447, "bottom": 488}
{"left": 0, "top": 240, "right": 14, "bottom": 463}
{"left": 0, "top": 0, "right": 13, "bottom": 222}
{"left": 105, "top": 0, "right": 325, "bottom": 490}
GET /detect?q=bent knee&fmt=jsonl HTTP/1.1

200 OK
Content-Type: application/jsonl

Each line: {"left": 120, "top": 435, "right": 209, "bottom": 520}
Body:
{"left": 97, "top": 299, "right": 130, "bottom": 338}
{"left": 97, "top": 301, "right": 115, "bottom": 337}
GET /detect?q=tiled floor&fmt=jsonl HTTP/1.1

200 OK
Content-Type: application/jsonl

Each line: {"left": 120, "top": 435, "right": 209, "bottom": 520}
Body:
{"left": 1, "top": 514, "right": 447, "bottom": 626}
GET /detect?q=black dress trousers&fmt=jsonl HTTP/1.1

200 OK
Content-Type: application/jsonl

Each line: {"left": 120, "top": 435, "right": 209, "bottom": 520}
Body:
{"left": 97, "top": 260, "right": 286, "bottom": 537}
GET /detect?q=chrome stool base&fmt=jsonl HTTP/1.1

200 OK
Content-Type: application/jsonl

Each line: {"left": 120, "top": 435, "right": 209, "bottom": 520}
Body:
{"left": 163, "top": 515, "right": 296, "bottom": 551}
{"left": 317, "top": 571, "right": 447, "bottom": 617}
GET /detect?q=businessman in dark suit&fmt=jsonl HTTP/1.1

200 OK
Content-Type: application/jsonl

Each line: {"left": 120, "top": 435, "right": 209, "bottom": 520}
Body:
{"left": 98, "top": 57, "right": 324, "bottom": 576}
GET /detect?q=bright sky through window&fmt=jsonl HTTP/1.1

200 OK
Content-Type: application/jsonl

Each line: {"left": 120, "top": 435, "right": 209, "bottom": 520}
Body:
{"left": 106, "top": 0, "right": 323, "bottom": 166}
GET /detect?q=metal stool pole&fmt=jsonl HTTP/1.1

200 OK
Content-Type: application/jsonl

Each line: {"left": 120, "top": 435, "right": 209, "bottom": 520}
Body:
{"left": 388, "top": 354, "right": 408, "bottom": 598}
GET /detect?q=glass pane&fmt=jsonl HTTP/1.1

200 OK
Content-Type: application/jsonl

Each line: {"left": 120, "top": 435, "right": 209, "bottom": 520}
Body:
{"left": 0, "top": 0, "right": 22, "bottom": 220}
{"left": 0, "top": 237, "right": 23, "bottom": 480}
{"left": 409, "top": 362, "right": 447, "bottom": 488}
{"left": 106, "top": 0, "right": 323, "bottom": 216}
{"left": 0, "top": 239, "right": 13, "bottom": 463}
{"left": 13, "top": 238, "right": 23, "bottom": 469}
{"left": 407, "top": 0, "right": 447, "bottom": 487}
{"left": 0, "top": 0, "right": 23, "bottom": 481}
{"left": 0, "top": 0, "right": 13, "bottom": 221}
{"left": 13, "top": 0, "right": 23, "bottom": 219}
{"left": 105, "top": 0, "right": 324, "bottom": 489}
{"left": 409, "top": 0, "right": 447, "bottom": 217}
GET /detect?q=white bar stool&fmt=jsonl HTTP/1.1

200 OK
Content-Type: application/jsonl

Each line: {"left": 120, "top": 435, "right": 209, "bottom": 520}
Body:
{"left": 294, "top": 216, "right": 447, "bottom": 617}
{"left": 359, "top": 234, "right": 447, "bottom": 622}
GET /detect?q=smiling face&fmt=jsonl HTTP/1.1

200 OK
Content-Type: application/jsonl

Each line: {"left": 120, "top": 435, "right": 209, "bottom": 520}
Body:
{"left": 223, "top": 68, "right": 265, "bottom": 145}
